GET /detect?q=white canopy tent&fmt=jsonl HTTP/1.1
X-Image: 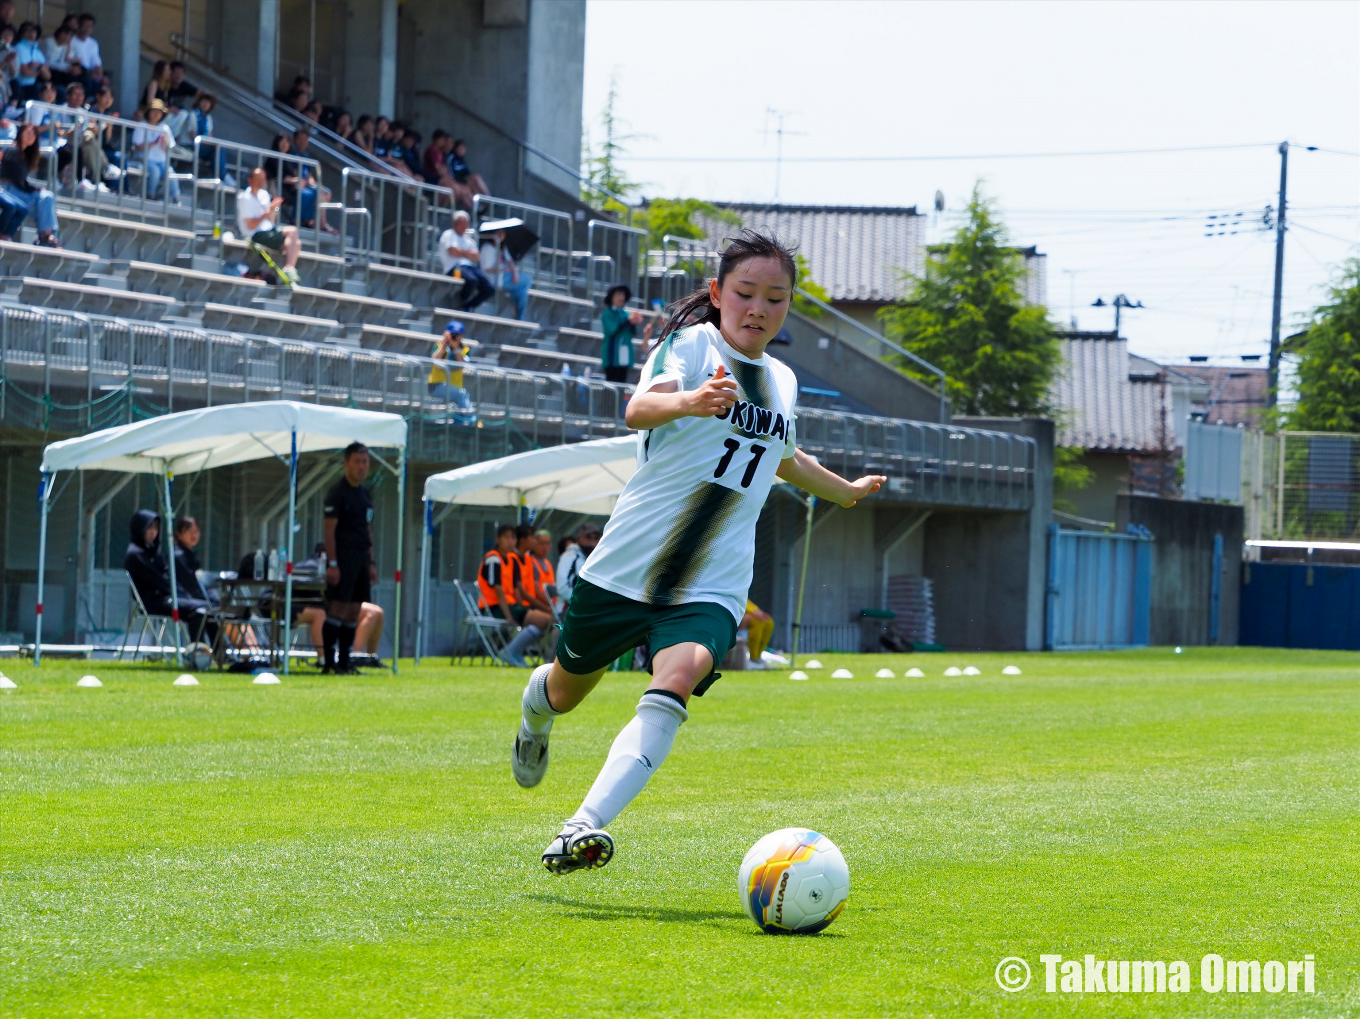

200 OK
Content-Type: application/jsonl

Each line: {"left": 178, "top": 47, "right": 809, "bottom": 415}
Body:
{"left": 36, "top": 401, "right": 409, "bottom": 671}
{"left": 416, "top": 435, "right": 638, "bottom": 661}
{"left": 414, "top": 435, "right": 820, "bottom": 667}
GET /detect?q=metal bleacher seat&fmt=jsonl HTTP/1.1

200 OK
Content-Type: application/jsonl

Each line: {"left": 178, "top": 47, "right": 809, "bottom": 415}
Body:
{"left": 0, "top": 240, "right": 99, "bottom": 282}
{"left": 197, "top": 302, "right": 339, "bottom": 343}
{"left": 359, "top": 323, "right": 482, "bottom": 358}
{"left": 494, "top": 344, "right": 608, "bottom": 377}
{"left": 220, "top": 236, "right": 345, "bottom": 287}
{"left": 116, "top": 260, "right": 270, "bottom": 304}
{"left": 362, "top": 262, "right": 464, "bottom": 307}
{"left": 452, "top": 578, "right": 512, "bottom": 665}
{"left": 427, "top": 306, "right": 540, "bottom": 346}
{"left": 288, "top": 286, "right": 412, "bottom": 328}
{"left": 60, "top": 211, "right": 193, "bottom": 263}
{"left": 6, "top": 277, "right": 177, "bottom": 321}
{"left": 523, "top": 289, "right": 596, "bottom": 329}
{"left": 556, "top": 327, "right": 647, "bottom": 365}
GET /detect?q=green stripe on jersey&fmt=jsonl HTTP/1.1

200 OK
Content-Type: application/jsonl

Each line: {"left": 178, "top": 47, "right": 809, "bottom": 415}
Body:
{"left": 643, "top": 482, "right": 743, "bottom": 605}
{"left": 725, "top": 356, "right": 773, "bottom": 409}
{"left": 643, "top": 332, "right": 679, "bottom": 384}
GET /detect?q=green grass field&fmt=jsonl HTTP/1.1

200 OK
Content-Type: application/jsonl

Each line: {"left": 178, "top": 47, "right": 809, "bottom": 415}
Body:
{"left": 2, "top": 648, "right": 1358, "bottom": 1017}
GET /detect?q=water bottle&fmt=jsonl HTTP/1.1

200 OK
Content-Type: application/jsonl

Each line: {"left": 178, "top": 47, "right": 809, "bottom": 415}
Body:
{"left": 253, "top": 549, "right": 264, "bottom": 580}
{"left": 268, "top": 548, "right": 279, "bottom": 581}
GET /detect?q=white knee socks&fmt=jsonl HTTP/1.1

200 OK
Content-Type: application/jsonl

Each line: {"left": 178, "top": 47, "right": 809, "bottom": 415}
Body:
{"left": 569, "top": 690, "right": 688, "bottom": 830}
{"left": 520, "top": 663, "right": 559, "bottom": 735}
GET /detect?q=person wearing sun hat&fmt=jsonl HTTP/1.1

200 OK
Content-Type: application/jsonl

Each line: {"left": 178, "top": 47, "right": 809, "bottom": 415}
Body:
{"left": 599, "top": 284, "right": 653, "bottom": 384}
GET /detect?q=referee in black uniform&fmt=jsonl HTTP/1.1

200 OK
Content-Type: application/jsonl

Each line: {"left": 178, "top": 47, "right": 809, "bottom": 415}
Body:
{"left": 321, "top": 442, "right": 376, "bottom": 674}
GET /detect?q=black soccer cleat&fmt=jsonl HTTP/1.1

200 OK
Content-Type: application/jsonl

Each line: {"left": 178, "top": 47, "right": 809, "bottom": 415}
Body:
{"left": 542, "top": 824, "right": 614, "bottom": 875}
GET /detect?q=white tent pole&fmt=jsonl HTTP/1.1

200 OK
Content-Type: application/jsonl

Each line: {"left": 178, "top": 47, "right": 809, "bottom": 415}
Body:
{"left": 790, "top": 494, "right": 815, "bottom": 670}
{"left": 33, "top": 471, "right": 52, "bottom": 666}
{"left": 283, "top": 428, "right": 297, "bottom": 675}
{"left": 415, "top": 499, "right": 431, "bottom": 665}
{"left": 392, "top": 446, "right": 407, "bottom": 674}
{"left": 162, "top": 468, "right": 182, "bottom": 667}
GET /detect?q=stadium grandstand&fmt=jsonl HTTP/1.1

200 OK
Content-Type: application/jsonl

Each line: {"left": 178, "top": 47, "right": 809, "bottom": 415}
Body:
{"left": 0, "top": 0, "right": 1051, "bottom": 658}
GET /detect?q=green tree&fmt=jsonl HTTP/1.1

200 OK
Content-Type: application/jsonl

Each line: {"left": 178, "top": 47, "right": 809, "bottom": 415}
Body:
{"left": 632, "top": 197, "right": 735, "bottom": 250}
{"left": 1287, "top": 259, "right": 1360, "bottom": 432}
{"left": 581, "top": 71, "right": 642, "bottom": 209}
{"left": 877, "top": 184, "right": 1062, "bottom": 417}
{"left": 792, "top": 253, "right": 829, "bottom": 318}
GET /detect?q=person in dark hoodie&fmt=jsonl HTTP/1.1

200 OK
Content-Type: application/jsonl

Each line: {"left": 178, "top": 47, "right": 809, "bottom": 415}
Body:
{"left": 172, "top": 516, "right": 215, "bottom": 605}
{"left": 124, "top": 509, "right": 217, "bottom": 647}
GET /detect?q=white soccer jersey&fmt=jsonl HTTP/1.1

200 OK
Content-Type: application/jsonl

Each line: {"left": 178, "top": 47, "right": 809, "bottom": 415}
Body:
{"left": 580, "top": 322, "right": 799, "bottom": 621}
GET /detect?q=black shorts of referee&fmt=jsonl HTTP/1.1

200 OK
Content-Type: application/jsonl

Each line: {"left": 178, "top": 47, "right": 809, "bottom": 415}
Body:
{"left": 326, "top": 550, "right": 372, "bottom": 605}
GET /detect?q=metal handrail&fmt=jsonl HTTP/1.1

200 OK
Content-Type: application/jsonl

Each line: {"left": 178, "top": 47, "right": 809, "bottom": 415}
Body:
{"left": 414, "top": 88, "right": 634, "bottom": 211}
{"left": 790, "top": 286, "right": 949, "bottom": 421}
{"left": 156, "top": 37, "right": 401, "bottom": 181}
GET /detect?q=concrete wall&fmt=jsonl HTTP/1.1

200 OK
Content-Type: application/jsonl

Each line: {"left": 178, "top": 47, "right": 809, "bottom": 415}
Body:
{"left": 929, "top": 418, "right": 1055, "bottom": 651}
{"left": 780, "top": 309, "right": 948, "bottom": 422}
{"left": 1116, "top": 494, "right": 1243, "bottom": 646}
{"left": 1060, "top": 450, "right": 1128, "bottom": 524}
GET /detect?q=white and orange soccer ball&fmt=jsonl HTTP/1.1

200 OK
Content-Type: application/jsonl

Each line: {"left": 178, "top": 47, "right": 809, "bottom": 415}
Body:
{"left": 738, "top": 827, "right": 849, "bottom": 934}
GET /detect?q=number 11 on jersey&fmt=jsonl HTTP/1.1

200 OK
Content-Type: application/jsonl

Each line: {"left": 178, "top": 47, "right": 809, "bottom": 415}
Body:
{"left": 714, "top": 438, "right": 768, "bottom": 489}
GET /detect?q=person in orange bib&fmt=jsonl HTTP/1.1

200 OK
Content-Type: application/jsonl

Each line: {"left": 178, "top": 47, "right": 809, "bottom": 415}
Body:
{"left": 500, "top": 524, "right": 553, "bottom": 666}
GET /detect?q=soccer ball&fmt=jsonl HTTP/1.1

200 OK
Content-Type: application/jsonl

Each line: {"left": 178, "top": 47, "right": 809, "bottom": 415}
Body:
{"left": 738, "top": 827, "right": 849, "bottom": 934}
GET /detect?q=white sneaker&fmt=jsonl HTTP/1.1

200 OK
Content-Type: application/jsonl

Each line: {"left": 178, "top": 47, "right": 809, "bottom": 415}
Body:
{"left": 511, "top": 722, "right": 549, "bottom": 788}
{"left": 76, "top": 179, "right": 96, "bottom": 193}
{"left": 542, "top": 821, "right": 613, "bottom": 874}
{"left": 223, "top": 172, "right": 237, "bottom": 188}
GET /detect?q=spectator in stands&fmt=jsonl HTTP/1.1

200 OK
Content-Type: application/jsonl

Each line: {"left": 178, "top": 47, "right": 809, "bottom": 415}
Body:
{"left": 423, "top": 129, "right": 454, "bottom": 188}
{"left": 54, "top": 81, "right": 109, "bottom": 192}
{"left": 68, "top": 12, "right": 102, "bottom": 90}
{"left": 131, "top": 99, "right": 179, "bottom": 203}
{"left": 303, "top": 99, "right": 323, "bottom": 124}
{"left": 332, "top": 110, "right": 353, "bottom": 144}
{"left": 290, "top": 126, "right": 335, "bottom": 233}
{"left": 124, "top": 509, "right": 218, "bottom": 649}
{"left": 391, "top": 126, "right": 423, "bottom": 179}
{"left": 0, "top": 1, "right": 14, "bottom": 32}
{"left": 438, "top": 210, "right": 493, "bottom": 311}
{"left": 555, "top": 523, "right": 599, "bottom": 604}
{"left": 14, "top": 22, "right": 49, "bottom": 100}
{"left": 286, "top": 88, "right": 308, "bottom": 114}
{"left": 267, "top": 131, "right": 292, "bottom": 192}
{"left": 447, "top": 138, "right": 489, "bottom": 209}
{"left": 186, "top": 92, "right": 228, "bottom": 183}
{"left": 599, "top": 284, "right": 651, "bottom": 383}
{"left": 428, "top": 320, "right": 476, "bottom": 426}
{"left": 90, "top": 81, "right": 122, "bottom": 180}
{"left": 371, "top": 115, "right": 393, "bottom": 158}
{"left": 481, "top": 226, "right": 530, "bottom": 319}
{"left": 351, "top": 114, "right": 374, "bottom": 153}
{"left": 237, "top": 164, "right": 301, "bottom": 285}
{"left": 290, "top": 74, "right": 312, "bottom": 100}
{"left": 40, "top": 22, "right": 73, "bottom": 88}
{"left": 27, "top": 78, "right": 56, "bottom": 134}
{"left": 166, "top": 60, "right": 197, "bottom": 107}
{"left": 0, "top": 25, "right": 17, "bottom": 112}
{"left": 143, "top": 60, "right": 171, "bottom": 109}
{"left": 0, "top": 122, "right": 59, "bottom": 245}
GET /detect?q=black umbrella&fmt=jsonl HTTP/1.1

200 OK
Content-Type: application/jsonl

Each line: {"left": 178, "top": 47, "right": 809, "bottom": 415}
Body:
{"left": 476, "top": 217, "right": 540, "bottom": 261}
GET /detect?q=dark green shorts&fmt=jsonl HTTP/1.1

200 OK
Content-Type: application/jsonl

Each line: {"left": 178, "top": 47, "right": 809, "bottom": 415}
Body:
{"left": 508, "top": 603, "right": 528, "bottom": 625}
{"left": 252, "top": 227, "right": 286, "bottom": 252}
{"left": 556, "top": 579, "right": 737, "bottom": 694}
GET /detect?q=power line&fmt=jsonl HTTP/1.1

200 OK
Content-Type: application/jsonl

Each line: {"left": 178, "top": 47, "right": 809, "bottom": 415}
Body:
{"left": 623, "top": 141, "right": 1280, "bottom": 164}
{"left": 1290, "top": 222, "right": 1360, "bottom": 245}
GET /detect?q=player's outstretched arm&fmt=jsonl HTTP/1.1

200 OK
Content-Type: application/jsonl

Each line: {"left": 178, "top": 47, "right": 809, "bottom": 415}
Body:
{"left": 625, "top": 365, "right": 737, "bottom": 430}
{"left": 777, "top": 448, "right": 885, "bottom": 508}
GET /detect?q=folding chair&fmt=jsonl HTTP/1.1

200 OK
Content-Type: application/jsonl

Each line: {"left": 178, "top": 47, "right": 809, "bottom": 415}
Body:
{"left": 117, "top": 572, "right": 181, "bottom": 662}
{"left": 451, "top": 578, "right": 514, "bottom": 666}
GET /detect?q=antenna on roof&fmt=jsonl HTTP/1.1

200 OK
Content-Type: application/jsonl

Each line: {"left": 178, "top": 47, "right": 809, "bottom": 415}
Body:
{"left": 763, "top": 107, "right": 806, "bottom": 203}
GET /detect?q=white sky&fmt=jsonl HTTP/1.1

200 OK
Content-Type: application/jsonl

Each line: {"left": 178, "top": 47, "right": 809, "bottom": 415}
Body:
{"left": 583, "top": 0, "right": 1360, "bottom": 369}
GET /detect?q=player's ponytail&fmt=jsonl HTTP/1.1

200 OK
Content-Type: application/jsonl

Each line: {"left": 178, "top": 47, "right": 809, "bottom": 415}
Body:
{"left": 654, "top": 230, "right": 799, "bottom": 350}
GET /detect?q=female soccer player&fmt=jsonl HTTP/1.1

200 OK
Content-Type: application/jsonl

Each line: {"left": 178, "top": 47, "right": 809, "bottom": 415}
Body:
{"left": 511, "top": 232, "right": 885, "bottom": 874}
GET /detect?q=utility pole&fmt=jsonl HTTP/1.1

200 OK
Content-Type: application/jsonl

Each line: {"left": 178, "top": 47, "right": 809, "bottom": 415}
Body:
{"left": 1267, "top": 141, "right": 1289, "bottom": 408}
